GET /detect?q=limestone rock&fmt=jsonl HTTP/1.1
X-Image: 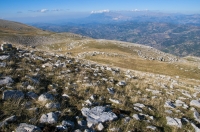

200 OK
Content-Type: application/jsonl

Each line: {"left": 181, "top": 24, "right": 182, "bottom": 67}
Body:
{"left": 147, "top": 126, "right": 157, "bottom": 130}
{"left": 134, "top": 103, "right": 145, "bottom": 108}
{"left": 194, "top": 110, "right": 200, "bottom": 123}
{"left": 107, "top": 87, "right": 115, "bottom": 94}
{"left": 27, "top": 85, "right": 35, "bottom": 90}
{"left": 3, "top": 115, "right": 17, "bottom": 123}
{"left": 45, "top": 102, "right": 60, "bottom": 109}
{"left": 81, "top": 106, "right": 117, "bottom": 124}
{"left": 132, "top": 114, "right": 145, "bottom": 120}
{"left": 190, "top": 100, "right": 200, "bottom": 108}
{"left": 26, "top": 92, "right": 38, "bottom": 100}
{"left": 39, "top": 112, "right": 58, "bottom": 124}
{"left": 0, "top": 62, "right": 6, "bottom": 67}
{"left": 0, "top": 55, "right": 9, "bottom": 60}
{"left": 164, "top": 101, "right": 176, "bottom": 109}
{"left": 2, "top": 90, "right": 24, "bottom": 100}
{"left": 38, "top": 93, "right": 54, "bottom": 103}
{"left": 0, "top": 77, "right": 13, "bottom": 86}
{"left": 166, "top": 116, "right": 182, "bottom": 128}
{"left": 97, "top": 123, "right": 104, "bottom": 131}
{"left": 118, "top": 81, "right": 126, "bottom": 86}
{"left": 15, "top": 123, "right": 41, "bottom": 132}
{"left": 109, "top": 98, "right": 121, "bottom": 104}
{"left": 62, "top": 120, "right": 75, "bottom": 128}
{"left": 191, "top": 123, "right": 200, "bottom": 132}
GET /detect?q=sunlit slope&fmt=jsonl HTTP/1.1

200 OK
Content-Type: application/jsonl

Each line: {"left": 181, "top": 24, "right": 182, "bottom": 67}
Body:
{"left": 0, "top": 19, "right": 85, "bottom": 46}
{"left": 38, "top": 39, "right": 200, "bottom": 80}
{"left": 0, "top": 19, "right": 199, "bottom": 80}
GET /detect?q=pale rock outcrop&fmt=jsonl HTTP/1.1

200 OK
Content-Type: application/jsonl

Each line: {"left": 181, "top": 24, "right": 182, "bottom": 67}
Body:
{"left": 2, "top": 90, "right": 24, "bottom": 100}
{"left": 166, "top": 116, "right": 182, "bottom": 128}
{"left": 38, "top": 93, "right": 54, "bottom": 104}
{"left": 15, "top": 123, "right": 41, "bottom": 132}
{"left": 190, "top": 100, "right": 200, "bottom": 108}
{"left": 0, "top": 77, "right": 13, "bottom": 86}
{"left": 81, "top": 106, "right": 117, "bottom": 124}
{"left": 39, "top": 112, "right": 58, "bottom": 124}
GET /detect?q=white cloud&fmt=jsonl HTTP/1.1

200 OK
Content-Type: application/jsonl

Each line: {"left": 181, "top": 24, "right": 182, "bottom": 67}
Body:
{"left": 91, "top": 9, "right": 110, "bottom": 14}
{"left": 40, "top": 9, "right": 48, "bottom": 13}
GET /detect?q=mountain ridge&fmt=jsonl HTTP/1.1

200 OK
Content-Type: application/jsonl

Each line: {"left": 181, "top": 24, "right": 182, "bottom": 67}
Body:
{"left": 0, "top": 19, "right": 200, "bottom": 131}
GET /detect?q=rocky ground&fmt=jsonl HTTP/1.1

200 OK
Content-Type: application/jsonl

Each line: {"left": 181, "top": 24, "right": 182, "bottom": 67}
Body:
{"left": 0, "top": 45, "right": 200, "bottom": 132}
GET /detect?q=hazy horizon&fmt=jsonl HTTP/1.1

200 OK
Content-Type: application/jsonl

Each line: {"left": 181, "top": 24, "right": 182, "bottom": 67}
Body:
{"left": 1, "top": 0, "right": 200, "bottom": 23}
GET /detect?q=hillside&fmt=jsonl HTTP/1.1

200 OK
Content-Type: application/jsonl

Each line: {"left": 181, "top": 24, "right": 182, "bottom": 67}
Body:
{"left": 0, "top": 19, "right": 86, "bottom": 46}
{"left": 0, "top": 19, "right": 200, "bottom": 131}
{"left": 31, "top": 13, "right": 200, "bottom": 57}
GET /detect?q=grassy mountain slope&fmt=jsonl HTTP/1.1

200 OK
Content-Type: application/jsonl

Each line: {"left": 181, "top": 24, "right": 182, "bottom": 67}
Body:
{"left": 32, "top": 21, "right": 200, "bottom": 57}
{"left": 0, "top": 19, "right": 86, "bottom": 46}
{"left": 0, "top": 19, "right": 200, "bottom": 131}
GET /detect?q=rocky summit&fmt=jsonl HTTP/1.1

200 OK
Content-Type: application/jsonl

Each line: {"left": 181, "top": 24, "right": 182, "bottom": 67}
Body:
{"left": 0, "top": 43, "right": 199, "bottom": 132}
{"left": 0, "top": 19, "right": 200, "bottom": 131}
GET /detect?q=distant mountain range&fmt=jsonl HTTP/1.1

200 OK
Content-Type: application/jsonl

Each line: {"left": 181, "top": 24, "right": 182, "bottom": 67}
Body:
{"left": 30, "top": 11, "right": 200, "bottom": 57}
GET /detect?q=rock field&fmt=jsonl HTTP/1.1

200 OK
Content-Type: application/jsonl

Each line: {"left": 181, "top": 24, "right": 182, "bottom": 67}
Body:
{"left": 0, "top": 45, "right": 200, "bottom": 131}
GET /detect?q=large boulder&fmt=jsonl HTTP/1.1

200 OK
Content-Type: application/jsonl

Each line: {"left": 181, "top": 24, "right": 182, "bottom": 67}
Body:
{"left": 2, "top": 90, "right": 24, "bottom": 100}
{"left": 81, "top": 106, "right": 117, "bottom": 124}
{"left": 15, "top": 123, "right": 41, "bottom": 132}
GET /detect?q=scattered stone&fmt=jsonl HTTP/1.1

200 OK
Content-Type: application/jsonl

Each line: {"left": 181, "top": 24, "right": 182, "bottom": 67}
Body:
{"left": 38, "top": 93, "right": 54, "bottom": 104}
{"left": 190, "top": 100, "right": 200, "bottom": 108}
{"left": 27, "top": 85, "right": 35, "bottom": 90}
{"left": 0, "top": 77, "right": 13, "bottom": 86}
{"left": 0, "top": 55, "right": 9, "bottom": 60}
{"left": 1, "top": 43, "right": 12, "bottom": 51}
{"left": 174, "top": 100, "right": 185, "bottom": 107}
{"left": 166, "top": 116, "right": 182, "bottom": 128}
{"left": 191, "top": 123, "right": 200, "bottom": 132}
{"left": 84, "top": 99, "right": 92, "bottom": 106}
{"left": 97, "top": 123, "right": 104, "bottom": 131}
{"left": 118, "top": 81, "right": 126, "bottom": 86}
{"left": 2, "top": 90, "right": 24, "bottom": 100}
{"left": 165, "top": 110, "right": 173, "bottom": 114}
{"left": 147, "top": 126, "right": 157, "bottom": 130}
{"left": 15, "top": 123, "right": 41, "bottom": 132}
{"left": 134, "top": 103, "right": 145, "bottom": 108}
{"left": 182, "top": 92, "right": 192, "bottom": 98}
{"left": 62, "top": 93, "right": 70, "bottom": 98}
{"left": 62, "top": 120, "right": 75, "bottom": 128}
{"left": 134, "top": 107, "right": 142, "bottom": 112}
{"left": 109, "top": 98, "right": 121, "bottom": 104}
{"left": 164, "top": 101, "right": 176, "bottom": 109}
{"left": 109, "top": 127, "right": 120, "bottom": 132}
{"left": 146, "top": 88, "right": 160, "bottom": 94}
{"left": 81, "top": 106, "right": 117, "bottom": 124}
{"left": 40, "top": 112, "right": 58, "bottom": 124}
{"left": 77, "top": 120, "right": 87, "bottom": 128}
{"left": 26, "top": 92, "right": 38, "bottom": 100}
{"left": 0, "top": 115, "right": 17, "bottom": 127}
{"left": 45, "top": 102, "right": 60, "bottom": 109}
{"left": 124, "top": 117, "right": 131, "bottom": 123}
{"left": 132, "top": 114, "right": 145, "bottom": 120}
{"left": 0, "top": 62, "right": 6, "bottom": 67}
{"left": 56, "top": 125, "right": 68, "bottom": 131}
{"left": 107, "top": 87, "right": 115, "bottom": 94}
{"left": 193, "top": 110, "right": 200, "bottom": 123}
{"left": 90, "top": 95, "right": 97, "bottom": 100}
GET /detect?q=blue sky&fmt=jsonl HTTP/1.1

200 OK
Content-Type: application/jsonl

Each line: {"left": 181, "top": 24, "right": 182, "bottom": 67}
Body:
{"left": 0, "top": 0, "right": 200, "bottom": 22}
